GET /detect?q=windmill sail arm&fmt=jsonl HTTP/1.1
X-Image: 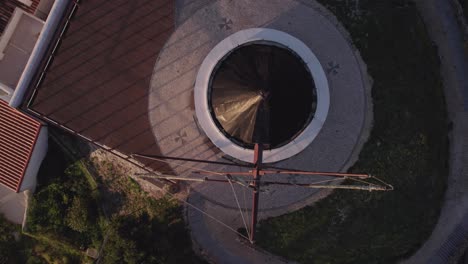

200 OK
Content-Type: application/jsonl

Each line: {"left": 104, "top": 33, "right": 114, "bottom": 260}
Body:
{"left": 136, "top": 173, "right": 392, "bottom": 191}
{"left": 261, "top": 181, "right": 393, "bottom": 191}
{"left": 193, "top": 169, "right": 370, "bottom": 179}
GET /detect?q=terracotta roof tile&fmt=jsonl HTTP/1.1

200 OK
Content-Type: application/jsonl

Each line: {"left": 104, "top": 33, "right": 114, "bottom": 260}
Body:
{"left": 0, "top": 100, "right": 41, "bottom": 192}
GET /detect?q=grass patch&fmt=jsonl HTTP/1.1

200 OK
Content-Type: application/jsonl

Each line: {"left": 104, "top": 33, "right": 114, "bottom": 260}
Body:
{"left": 256, "top": 1, "right": 448, "bottom": 263}
{"left": 0, "top": 202, "right": 83, "bottom": 263}
{"left": 90, "top": 159, "right": 206, "bottom": 264}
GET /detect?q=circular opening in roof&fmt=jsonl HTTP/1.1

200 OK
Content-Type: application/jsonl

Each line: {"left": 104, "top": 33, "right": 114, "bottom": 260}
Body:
{"left": 208, "top": 42, "right": 317, "bottom": 149}
{"left": 194, "top": 28, "right": 329, "bottom": 163}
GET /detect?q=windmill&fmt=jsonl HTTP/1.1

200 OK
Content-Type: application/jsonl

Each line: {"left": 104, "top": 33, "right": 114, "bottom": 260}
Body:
{"left": 132, "top": 43, "right": 392, "bottom": 244}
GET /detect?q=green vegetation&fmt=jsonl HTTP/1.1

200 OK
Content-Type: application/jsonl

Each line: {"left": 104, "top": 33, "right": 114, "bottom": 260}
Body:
{"left": 0, "top": 214, "right": 23, "bottom": 263}
{"left": 0, "top": 207, "right": 78, "bottom": 263}
{"left": 101, "top": 198, "right": 198, "bottom": 264}
{"left": 21, "top": 133, "right": 205, "bottom": 263}
{"left": 92, "top": 158, "right": 205, "bottom": 264}
{"left": 256, "top": 1, "right": 448, "bottom": 263}
{"left": 24, "top": 137, "right": 104, "bottom": 263}
{"left": 27, "top": 161, "right": 102, "bottom": 250}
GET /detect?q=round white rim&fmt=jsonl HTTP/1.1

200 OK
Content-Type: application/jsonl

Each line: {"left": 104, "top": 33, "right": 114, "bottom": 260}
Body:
{"left": 194, "top": 28, "right": 330, "bottom": 163}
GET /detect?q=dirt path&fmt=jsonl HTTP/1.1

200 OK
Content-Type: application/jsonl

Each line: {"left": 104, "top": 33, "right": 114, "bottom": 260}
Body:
{"left": 402, "top": 1, "right": 468, "bottom": 263}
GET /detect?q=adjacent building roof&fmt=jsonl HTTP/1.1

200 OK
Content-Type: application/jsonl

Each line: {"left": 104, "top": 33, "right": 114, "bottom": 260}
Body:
{"left": 0, "top": 99, "right": 41, "bottom": 192}
{"left": 0, "top": 0, "right": 40, "bottom": 34}
{"left": 28, "top": 0, "right": 174, "bottom": 171}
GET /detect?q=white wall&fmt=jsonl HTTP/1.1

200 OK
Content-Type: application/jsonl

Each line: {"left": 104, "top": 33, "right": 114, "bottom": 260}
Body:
{"left": 19, "top": 126, "right": 48, "bottom": 192}
{"left": 35, "top": 0, "right": 56, "bottom": 21}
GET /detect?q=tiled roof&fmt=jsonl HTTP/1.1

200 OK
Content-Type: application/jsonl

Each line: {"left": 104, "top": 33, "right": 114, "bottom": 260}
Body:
{"left": 0, "top": 0, "right": 41, "bottom": 34}
{"left": 28, "top": 0, "right": 175, "bottom": 172}
{"left": 0, "top": 99, "right": 41, "bottom": 192}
